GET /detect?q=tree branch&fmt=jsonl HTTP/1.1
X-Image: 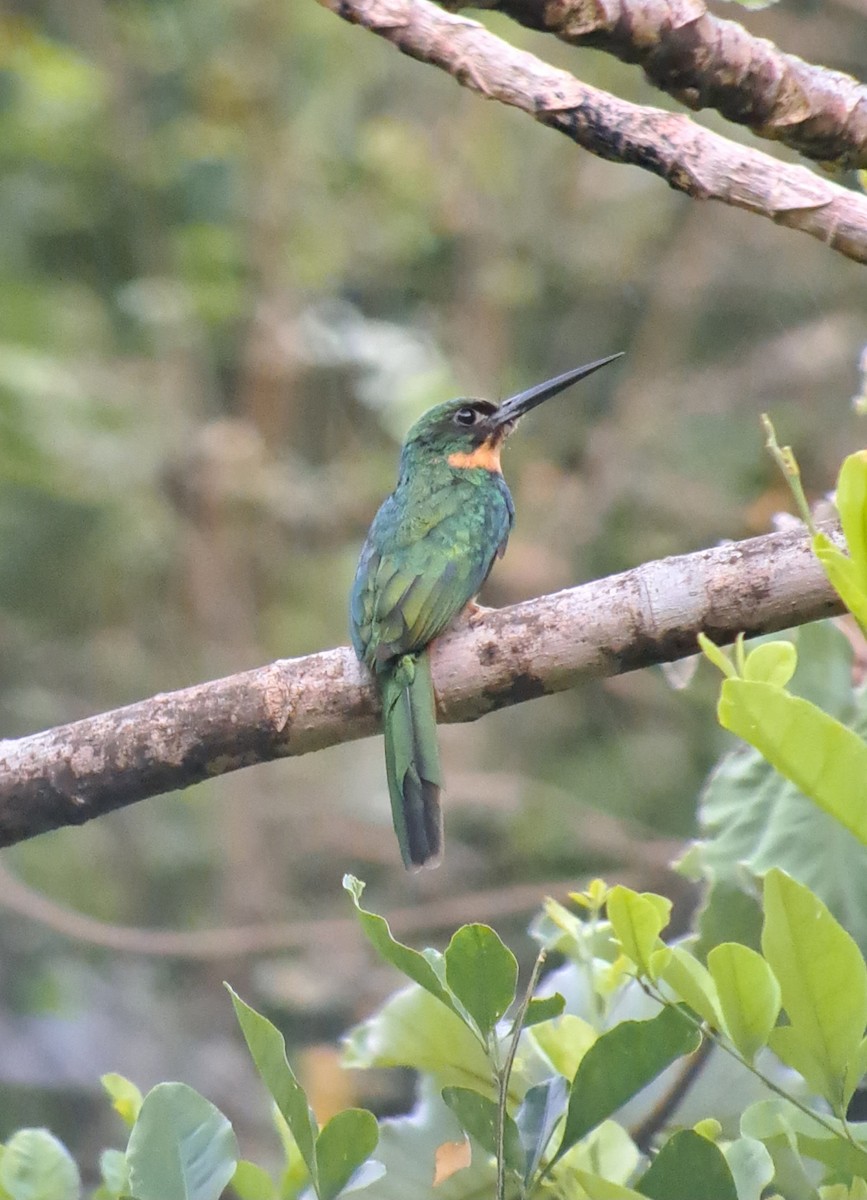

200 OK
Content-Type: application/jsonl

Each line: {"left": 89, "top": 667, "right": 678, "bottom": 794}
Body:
{"left": 0, "top": 524, "right": 843, "bottom": 848}
{"left": 316, "top": 0, "right": 867, "bottom": 266}
{"left": 442, "top": 0, "right": 867, "bottom": 171}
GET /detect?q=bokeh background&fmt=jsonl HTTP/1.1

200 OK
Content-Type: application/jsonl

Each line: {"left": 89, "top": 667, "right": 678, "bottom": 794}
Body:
{"left": 1, "top": 0, "right": 865, "bottom": 1178}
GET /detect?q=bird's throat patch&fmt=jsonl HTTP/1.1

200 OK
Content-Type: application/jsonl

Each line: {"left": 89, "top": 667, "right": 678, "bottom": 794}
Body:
{"left": 447, "top": 440, "right": 502, "bottom": 473}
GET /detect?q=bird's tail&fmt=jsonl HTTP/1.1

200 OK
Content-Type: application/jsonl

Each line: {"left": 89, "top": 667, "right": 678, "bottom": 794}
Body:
{"left": 379, "top": 651, "right": 443, "bottom": 870}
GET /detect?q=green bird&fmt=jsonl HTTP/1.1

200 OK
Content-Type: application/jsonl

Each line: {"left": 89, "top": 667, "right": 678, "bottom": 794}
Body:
{"left": 350, "top": 354, "right": 622, "bottom": 869}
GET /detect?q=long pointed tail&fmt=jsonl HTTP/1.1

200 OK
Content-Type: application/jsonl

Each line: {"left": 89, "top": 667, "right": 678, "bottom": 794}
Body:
{"left": 380, "top": 651, "right": 443, "bottom": 869}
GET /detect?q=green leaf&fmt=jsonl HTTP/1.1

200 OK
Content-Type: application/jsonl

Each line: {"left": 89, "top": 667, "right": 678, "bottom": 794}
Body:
{"left": 230, "top": 1161, "right": 276, "bottom": 1200}
{"left": 606, "top": 887, "right": 672, "bottom": 977}
{"left": 126, "top": 1083, "right": 238, "bottom": 1200}
{"left": 0, "top": 1130, "right": 80, "bottom": 1200}
{"left": 101, "top": 1073, "right": 143, "bottom": 1127}
{"left": 553, "top": 1005, "right": 701, "bottom": 1164}
{"left": 718, "top": 679, "right": 867, "bottom": 847}
{"left": 530, "top": 1014, "right": 596, "bottom": 1080}
{"left": 698, "top": 632, "right": 736, "bottom": 679}
{"left": 637, "top": 1129, "right": 737, "bottom": 1200}
{"left": 815, "top": 536, "right": 867, "bottom": 630}
{"left": 515, "top": 1076, "right": 568, "bottom": 1185}
{"left": 342, "top": 984, "right": 495, "bottom": 1094}
{"left": 343, "top": 876, "right": 459, "bottom": 1017}
{"left": 742, "top": 1097, "right": 867, "bottom": 1182}
{"left": 658, "top": 945, "right": 723, "bottom": 1028}
{"left": 315, "top": 1109, "right": 379, "bottom": 1200}
{"left": 444, "top": 924, "right": 518, "bottom": 1038}
{"left": 97, "top": 1149, "right": 128, "bottom": 1200}
{"left": 692, "top": 882, "right": 764, "bottom": 962}
{"left": 722, "top": 1137, "right": 774, "bottom": 1200}
{"left": 762, "top": 869, "right": 867, "bottom": 1113}
{"left": 835, "top": 452, "right": 867, "bottom": 584}
{"left": 520, "top": 993, "right": 566, "bottom": 1030}
{"left": 571, "top": 1173, "right": 646, "bottom": 1199}
{"left": 708, "top": 942, "right": 781, "bottom": 1062}
{"left": 743, "top": 641, "right": 797, "bottom": 687}
{"left": 440, "top": 1088, "right": 523, "bottom": 1175}
{"left": 559, "top": 1121, "right": 640, "bottom": 1186}
{"left": 690, "top": 628, "right": 867, "bottom": 951}
{"left": 227, "top": 987, "right": 318, "bottom": 1185}
{"left": 739, "top": 1097, "right": 820, "bottom": 1199}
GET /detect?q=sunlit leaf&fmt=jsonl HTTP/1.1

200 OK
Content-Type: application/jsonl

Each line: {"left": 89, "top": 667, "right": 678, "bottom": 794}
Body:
{"left": 718, "top": 680, "right": 867, "bottom": 848}
{"left": 815, "top": 535, "right": 867, "bottom": 630}
{"left": 658, "top": 945, "right": 723, "bottom": 1028}
{"left": 762, "top": 870, "right": 867, "bottom": 1113}
{"left": 835, "top": 452, "right": 867, "bottom": 585}
{"left": 707, "top": 942, "right": 781, "bottom": 1062}
{"left": 606, "top": 887, "right": 672, "bottom": 977}
{"left": 571, "top": 1172, "right": 646, "bottom": 1199}
{"left": 230, "top": 1160, "right": 276, "bottom": 1200}
{"left": 691, "top": 626, "right": 867, "bottom": 952}
{"left": 342, "top": 984, "right": 495, "bottom": 1095}
{"left": 530, "top": 1015, "right": 597, "bottom": 1081}
{"left": 698, "top": 632, "right": 736, "bottom": 679}
{"left": 101, "top": 1073, "right": 143, "bottom": 1128}
{"left": 743, "top": 641, "right": 797, "bottom": 687}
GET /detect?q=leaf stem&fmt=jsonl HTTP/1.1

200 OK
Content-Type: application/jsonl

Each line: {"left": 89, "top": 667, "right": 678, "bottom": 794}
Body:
{"left": 638, "top": 979, "right": 847, "bottom": 1145}
{"left": 761, "top": 414, "right": 817, "bottom": 534}
{"left": 496, "top": 949, "right": 547, "bottom": 1200}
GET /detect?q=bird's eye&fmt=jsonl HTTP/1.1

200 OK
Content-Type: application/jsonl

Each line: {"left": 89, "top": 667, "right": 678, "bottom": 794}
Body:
{"left": 454, "top": 407, "right": 478, "bottom": 427}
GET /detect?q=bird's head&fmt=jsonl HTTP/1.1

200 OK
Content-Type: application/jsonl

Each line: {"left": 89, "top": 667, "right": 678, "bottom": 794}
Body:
{"left": 400, "top": 353, "right": 623, "bottom": 474}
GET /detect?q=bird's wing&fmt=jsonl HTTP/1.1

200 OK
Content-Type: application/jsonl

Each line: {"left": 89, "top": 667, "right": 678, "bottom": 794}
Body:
{"left": 351, "top": 485, "right": 512, "bottom": 666}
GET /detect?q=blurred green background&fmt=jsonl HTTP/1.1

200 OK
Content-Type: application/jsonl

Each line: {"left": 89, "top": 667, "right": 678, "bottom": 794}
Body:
{"left": 0, "top": 0, "right": 865, "bottom": 1177}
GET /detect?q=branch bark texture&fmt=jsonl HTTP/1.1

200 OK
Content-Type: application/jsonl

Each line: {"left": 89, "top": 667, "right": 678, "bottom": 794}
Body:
{"left": 317, "top": 0, "right": 867, "bottom": 266}
{"left": 443, "top": 0, "right": 867, "bottom": 170}
{"left": 0, "top": 524, "right": 843, "bottom": 848}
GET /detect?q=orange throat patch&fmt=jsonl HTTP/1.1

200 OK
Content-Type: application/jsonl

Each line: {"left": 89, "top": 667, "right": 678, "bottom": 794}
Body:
{"left": 447, "top": 438, "right": 502, "bottom": 473}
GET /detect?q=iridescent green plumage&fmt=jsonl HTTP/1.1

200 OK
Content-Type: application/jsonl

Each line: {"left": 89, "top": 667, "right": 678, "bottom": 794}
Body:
{"left": 351, "top": 356, "right": 622, "bottom": 869}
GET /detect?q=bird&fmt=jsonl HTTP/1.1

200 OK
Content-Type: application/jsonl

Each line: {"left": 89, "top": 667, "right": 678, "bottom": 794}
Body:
{"left": 350, "top": 353, "right": 623, "bottom": 869}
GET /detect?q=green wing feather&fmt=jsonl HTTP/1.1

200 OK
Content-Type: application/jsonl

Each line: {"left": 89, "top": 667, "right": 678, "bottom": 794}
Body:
{"left": 350, "top": 474, "right": 514, "bottom": 868}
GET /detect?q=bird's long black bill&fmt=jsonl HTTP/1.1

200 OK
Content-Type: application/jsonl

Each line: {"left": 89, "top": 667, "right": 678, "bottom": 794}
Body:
{"left": 492, "top": 352, "right": 624, "bottom": 427}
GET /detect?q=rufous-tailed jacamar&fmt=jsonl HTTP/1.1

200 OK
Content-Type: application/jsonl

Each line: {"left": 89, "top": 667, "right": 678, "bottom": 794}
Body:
{"left": 350, "top": 354, "right": 622, "bottom": 869}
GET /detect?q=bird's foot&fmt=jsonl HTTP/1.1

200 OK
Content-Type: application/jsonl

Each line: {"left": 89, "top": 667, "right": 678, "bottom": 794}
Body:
{"left": 464, "top": 600, "right": 496, "bottom": 627}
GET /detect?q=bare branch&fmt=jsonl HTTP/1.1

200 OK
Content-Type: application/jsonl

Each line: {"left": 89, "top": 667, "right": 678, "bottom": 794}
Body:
{"left": 315, "top": 0, "right": 867, "bottom": 266}
{"left": 442, "top": 0, "right": 867, "bottom": 170}
{"left": 0, "top": 524, "right": 843, "bottom": 848}
{"left": 0, "top": 861, "right": 662, "bottom": 958}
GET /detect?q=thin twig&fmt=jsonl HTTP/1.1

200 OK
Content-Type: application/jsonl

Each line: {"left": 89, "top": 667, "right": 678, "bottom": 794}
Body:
{"left": 496, "top": 949, "right": 547, "bottom": 1200}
